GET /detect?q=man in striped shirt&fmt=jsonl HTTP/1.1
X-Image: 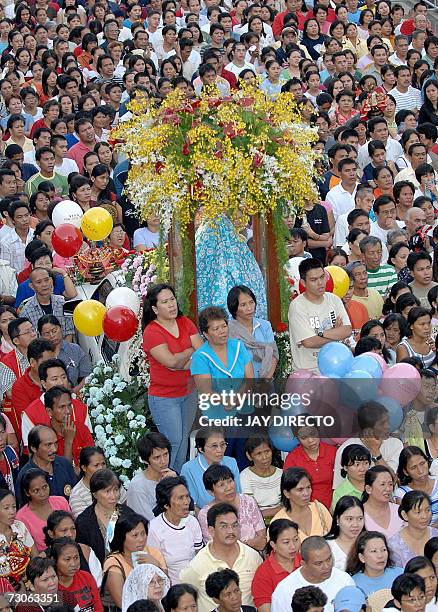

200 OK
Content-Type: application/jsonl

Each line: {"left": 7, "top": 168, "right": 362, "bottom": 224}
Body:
{"left": 389, "top": 65, "right": 422, "bottom": 113}
{"left": 359, "top": 235, "right": 398, "bottom": 298}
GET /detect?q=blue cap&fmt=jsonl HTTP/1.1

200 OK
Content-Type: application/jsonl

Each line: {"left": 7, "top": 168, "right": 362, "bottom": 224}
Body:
{"left": 333, "top": 586, "right": 367, "bottom": 612}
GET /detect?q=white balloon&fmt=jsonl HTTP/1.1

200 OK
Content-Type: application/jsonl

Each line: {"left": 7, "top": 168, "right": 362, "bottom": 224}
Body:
{"left": 106, "top": 287, "right": 141, "bottom": 314}
{"left": 52, "top": 200, "right": 84, "bottom": 228}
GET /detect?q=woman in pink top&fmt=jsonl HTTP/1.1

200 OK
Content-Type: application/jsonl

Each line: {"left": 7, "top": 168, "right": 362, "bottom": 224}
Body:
{"left": 196, "top": 464, "right": 266, "bottom": 552}
{"left": 363, "top": 466, "right": 404, "bottom": 538}
{"left": 16, "top": 468, "right": 71, "bottom": 551}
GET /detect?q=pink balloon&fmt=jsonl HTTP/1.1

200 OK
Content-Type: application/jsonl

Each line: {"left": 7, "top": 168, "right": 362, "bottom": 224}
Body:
{"left": 312, "top": 375, "right": 340, "bottom": 407}
{"left": 379, "top": 363, "right": 421, "bottom": 406}
{"left": 328, "top": 438, "right": 347, "bottom": 445}
{"left": 362, "top": 352, "right": 388, "bottom": 372}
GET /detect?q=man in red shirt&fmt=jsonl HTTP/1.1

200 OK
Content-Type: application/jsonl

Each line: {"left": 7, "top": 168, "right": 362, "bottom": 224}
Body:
{"left": 44, "top": 386, "right": 94, "bottom": 467}
{"left": 272, "top": 0, "right": 306, "bottom": 38}
{"left": 284, "top": 424, "right": 337, "bottom": 510}
{"left": 66, "top": 118, "right": 98, "bottom": 173}
{"left": 11, "top": 338, "right": 55, "bottom": 441}
{"left": 22, "top": 358, "right": 91, "bottom": 450}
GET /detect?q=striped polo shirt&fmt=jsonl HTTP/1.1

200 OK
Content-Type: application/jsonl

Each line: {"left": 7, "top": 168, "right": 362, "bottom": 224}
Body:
{"left": 366, "top": 264, "right": 398, "bottom": 297}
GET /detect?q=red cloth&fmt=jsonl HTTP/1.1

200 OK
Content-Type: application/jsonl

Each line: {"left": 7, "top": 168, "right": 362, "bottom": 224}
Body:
{"left": 58, "top": 570, "right": 103, "bottom": 612}
{"left": 29, "top": 118, "right": 48, "bottom": 139}
{"left": 66, "top": 140, "right": 96, "bottom": 173}
{"left": 24, "top": 397, "right": 90, "bottom": 439}
{"left": 272, "top": 10, "right": 306, "bottom": 37}
{"left": 142, "top": 315, "right": 197, "bottom": 397}
{"left": 11, "top": 368, "right": 41, "bottom": 440}
{"left": 17, "top": 265, "right": 31, "bottom": 284}
{"left": 284, "top": 442, "right": 337, "bottom": 509}
{"left": 221, "top": 67, "right": 237, "bottom": 89}
{"left": 400, "top": 18, "right": 415, "bottom": 35}
{"left": 0, "top": 350, "right": 26, "bottom": 436}
{"left": 252, "top": 551, "right": 301, "bottom": 608}
{"left": 305, "top": 7, "right": 336, "bottom": 22}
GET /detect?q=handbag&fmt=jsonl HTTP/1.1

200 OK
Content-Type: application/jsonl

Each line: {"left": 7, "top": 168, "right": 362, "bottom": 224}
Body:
{"left": 100, "top": 555, "right": 126, "bottom": 612}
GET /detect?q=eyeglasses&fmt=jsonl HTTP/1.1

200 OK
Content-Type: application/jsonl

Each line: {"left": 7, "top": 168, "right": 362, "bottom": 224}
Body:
{"left": 149, "top": 577, "right": 165, "bottom": 587}
{"left": 205, "top": 442, "right": 227, "bottom": 451}
{"left": 17, "top": 328, "right": 36, "bottom": 336}
{"left": 402, "top": 595, "right": 426, "bottom": 605}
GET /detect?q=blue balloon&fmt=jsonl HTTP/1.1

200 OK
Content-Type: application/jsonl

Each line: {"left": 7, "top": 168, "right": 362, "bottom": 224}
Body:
{"left": 269, "top": 427, "right": 299, "bottom": 452}
{"left": 317, "top": 342, "right": 354, "bottom": 377}
{"left": 341, "top": 370, "right": 378, "bottom": 407}
{"left": 377, "top": 395, "right": 404, "bottom": 431}
{"left": 350, "top": 354, "right": 383, "bottom": 379}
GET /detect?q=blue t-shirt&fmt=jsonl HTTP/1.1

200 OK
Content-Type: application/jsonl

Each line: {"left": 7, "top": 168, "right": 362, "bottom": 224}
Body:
{"left": 16, "top": 274, "right": 65, "bottom": 308}
{"left": 353, "top": 567, "right": 404, "bottom": 595}
{"left": 180, "top": 454, "right": 242, "bottom": 509}
{"left": 191, "top": 338, "right": 251, "bottom": 381}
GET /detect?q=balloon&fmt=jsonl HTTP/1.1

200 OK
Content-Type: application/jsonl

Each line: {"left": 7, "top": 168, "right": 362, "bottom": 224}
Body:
{"left": 299, "top": 269, "right": 334, "bottom": 294}
{"left": 341, "top": 370, "right": 378, "bottom": 407}
{"left": 379, "top": 363, "right": 421, "bottom": 406}
{"left": 52, "top": 200, "right": 84, "bottom": 228}
{"left": 81, "top": 207, "right": 113, "bottom": 241}
{"left": 350, "top": 354, "right": 383, "bottom": 379}
{"left": 329, "top": 438, "right": 347, "bottom": 445}
{"left": 51, "top": 223, "right": 83, "bottom": 258}
{"left": 377, "top": 395, "right": 404, "bottom": 431}
{"left": 362, "top": 352, "right": 388, "bottom": 372}
{"left": 269, "top": 427, "right": 299, "bottom": 452}
{"left": 317, "top": 342, "right": 354, "bottom": 377}
{"left": 326, "top": 265, "right": 350, "bottom": 298}
{"left": 73, "top": 300, "right": 106, "bottom": 336}
{"left": 103, "top": 306, "right": 138, "bottom": 342}
{"left": 106, "top": 287, "right": 141, "bottom": 314}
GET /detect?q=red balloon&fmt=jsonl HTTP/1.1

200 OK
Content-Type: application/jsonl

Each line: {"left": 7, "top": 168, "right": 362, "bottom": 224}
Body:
{"left": 103, "top": 306, "right": 138, "bottom": 342}
{"left": 299, "top": 270, "right": 334, "bottom": 294}
{"left": 52, "top": 223, "right": 83, "bottom": 258}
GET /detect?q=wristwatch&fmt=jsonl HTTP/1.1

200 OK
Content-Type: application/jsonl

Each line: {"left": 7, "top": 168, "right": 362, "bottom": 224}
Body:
{"left": 317, "top": 331, "right": 324, "bottom": 338}
{"left": 372, "top": 454, "right": 382, "bottom": 462}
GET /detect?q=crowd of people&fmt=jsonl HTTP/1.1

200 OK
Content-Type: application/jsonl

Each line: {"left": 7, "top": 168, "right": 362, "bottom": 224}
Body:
{"left": 0, "top": 0, "right": 436, "bottom": 608}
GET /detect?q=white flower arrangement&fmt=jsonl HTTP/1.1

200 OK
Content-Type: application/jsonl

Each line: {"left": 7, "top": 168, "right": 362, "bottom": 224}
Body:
{"left": 274, "top": 324, "right": 293, "bottom": 378}
{"left": 83, "top": 355, "right": 153, "bottom": 485}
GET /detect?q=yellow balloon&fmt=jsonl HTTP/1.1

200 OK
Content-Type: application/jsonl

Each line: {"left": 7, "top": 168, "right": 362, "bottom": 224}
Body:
{"left": 326, "top": 265, "right": 350, "bottom": 299}
{"left": 73, "top": 300, "right": 106, "bottom": 336}
{"left": 81, "top": 207, "right": 113, "bottom": 241}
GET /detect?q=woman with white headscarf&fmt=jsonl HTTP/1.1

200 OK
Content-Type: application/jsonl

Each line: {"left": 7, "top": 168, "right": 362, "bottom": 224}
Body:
{"left": 121, "top": 564, "right": 170, "bottom": 612}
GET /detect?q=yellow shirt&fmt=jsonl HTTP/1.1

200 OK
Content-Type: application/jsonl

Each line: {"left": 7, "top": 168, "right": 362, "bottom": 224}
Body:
{"left": 351, "top": 289, "right": 384, "bottom": 320}
{"left": 5, "top": 136, "right": 34, "bottom": 153}
{"left": 271, "top": 501, "right": 332, "bottom": 543}
{"left": 180, "top": 541, "right": 262, "bottom": 612}
{"left": 103, "top": 546, "right": 167, "bottom": 576}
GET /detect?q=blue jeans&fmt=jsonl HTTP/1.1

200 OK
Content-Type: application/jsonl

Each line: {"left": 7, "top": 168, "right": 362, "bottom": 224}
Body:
{"left": 148, "top": 391, "right": 198, "bottom": 473}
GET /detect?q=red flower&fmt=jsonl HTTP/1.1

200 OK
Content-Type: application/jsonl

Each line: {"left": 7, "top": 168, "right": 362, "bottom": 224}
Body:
{"left": 237, "top": 96, "right": 254, "bottom": 107}
{"left": 277, "top": 322, "right": 288, "bottom": 332}
{"left": 208, "top": 98, "right": 222, "bottom": 108}
{"left": 189, "top": 180, "right": 204, "bottom": 199}
{"left": 155, "top": 161, "right": 165, "bottom": 174}
{"left": 252, "top": 152, "right": 263, "bottom": 168}
{"left": 182, "top": 141, "right": 190, "bottom": 155}
{"left": 222, "top": 122, "right": 242, "bottom": 138}
{"left": 191, "top": 99, "right": 201, "bottom": 109}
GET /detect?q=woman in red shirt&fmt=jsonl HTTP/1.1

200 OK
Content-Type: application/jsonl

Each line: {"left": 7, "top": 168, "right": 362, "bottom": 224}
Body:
{"left": 252, "top": 518, "right": 301, "bottom": 611}
{"left": 142, "top": 284, "right": 203, "bottom": 473}
{"left": 283, "top": 423, "right": 336, "bottom": 510}
{"left": 51, "top": 538, "right": 103, "bottom": 612}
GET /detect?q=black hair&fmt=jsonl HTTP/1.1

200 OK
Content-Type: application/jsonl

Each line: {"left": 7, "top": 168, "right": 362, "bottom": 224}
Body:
{"left": 397, "top": 446, "right": 430, "bottom": 486}
{"left": 163, "top": 585, "right": 198, "bottom": 612}
{"left": 198, "top": 306, "right": 228, "bottom": 335}
{"left": 292, "top": 587, "right": 328, "bottom": 612}
{"left": 425, "top": 537, "right": 438, "bottom": 563}
{"left": 392, "top": 574, "right": 425, "bottom": 602}
{"left": 206, "top": 502, "right": 238, "bottom": 528}
{"left": 340, "top": 444, "right": 371, "bottom": 479}
{"left": 407, "top": 251, "right": 432, "bottom": 271}
{"left": 346, "top": 530, "right": 393, "bottom": 575}
{"left": 137, "top": 432, "right": 171, "bottom": 466}
{"left": 227, "top": 285, "right": 257, "bottom": 319}
{"left": 27, "top": 338, "right": 54, "bottom": 362}
{"left": 299, "top": 258, "right": 324, "bottom": 281}
{"left": 205, "top": 568, "right": 240, "bottom": 600}
{"left": 244, "top": 434, "right": 273, "bottom": 459}
{"left": 398, "top": 489, "right": 431, "bottom": 520}
{"left": 110, "top": 512, "right": 148, "bottom": 553}
{"left": 49, "top": 537, "right": 80, "bottom": 564}
{"left": 203, "top": 464, "right": 234, "bottom": 493}
{"left": 26, "top": 557, "right": 56, "bottom": 585}
{"left": 21, "top": 467, "right": 49, "bottom": 504}
{"left": 43, "top": 510, "right": 75, "bottom": 547}
{"left": 37, "top": 315, "right": 62, "bottom": 335}
{"left": 142, "top": 284, "right": 182, "bottom": 329}
{"left": 281, "top": 468, "right": 311, "bottom": 511}
{"left": 395, "top": 292, "right": 421, "bottom": 315}
{"left": 326, "top": 496, "right": 364, "bottom": 539}
{"left": 266, "top": 518, "right": 299, "bottom": 556}
{"left": 354, "top": 336, "right": 384, "bottom": 358}
{"left": 405, "top": 555, "right": 436, "bottom": 577}
{"left": 90, "top": 468, "right": 120, "bottom": 498}
{"left": 153, "top": 476, "right": 189, "bottom": 516}
{"left": 195, "top": 426, "right": 224, "bottom": 452}
{"left": 362, "top": 465, "right": 394, "bottom": 503}
{"left": 44, "top": 386, "right": 72, "bottom": 411}
{"left": 38, "top": 358, "right": 67, "bottom": 382}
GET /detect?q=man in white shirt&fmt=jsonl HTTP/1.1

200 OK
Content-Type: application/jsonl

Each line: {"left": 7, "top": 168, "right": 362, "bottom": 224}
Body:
{"left": 225, "top": 42, "right": 254, "bottom": 77}
{"left": 357, "top": 117, "right": 403, "bottom": 170}
{"left": 326, "top": 158, "right": 358, "bottom": 221}
{"left": 288, "top": 258, "right": 351, "bottom": 372}
{"left": 334, "top": 184, "right": 374, "bottom": 247}
{"left": 389, "top": 65, "right": 422, "bottom": 113}
{"left": 370, "top": 195, "right": 404, "bottom": 245}
{"left": 388, "top": 34, "right": 410, "bottom": 66}
{"left": 394, "top": 142, "right": 430, "bottom": 188}
{"left": 333, "top": 400, "right": 403, "bottom": 489}
{"left": 272, "top": 537, "right": 354, "bottom": 612}
{"left": 51, "top": 135, "right": 79, "bottom": 177}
